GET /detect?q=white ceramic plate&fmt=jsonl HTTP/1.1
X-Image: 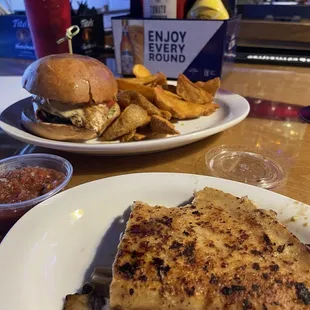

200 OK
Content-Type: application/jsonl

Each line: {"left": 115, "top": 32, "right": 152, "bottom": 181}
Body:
{"left": 0, "top": 90, "right": 249, "bottom": 155}
{"left": 0, "top": 173, "right": 309, "bottom": 310}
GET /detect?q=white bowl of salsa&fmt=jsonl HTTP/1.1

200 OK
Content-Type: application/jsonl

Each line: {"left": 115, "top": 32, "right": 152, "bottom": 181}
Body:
{"left": 0, "top": 153, "right": 73, "bottom": 235}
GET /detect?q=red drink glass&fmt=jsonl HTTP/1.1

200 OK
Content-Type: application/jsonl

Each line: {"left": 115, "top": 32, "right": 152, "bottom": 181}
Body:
{"left": 24, "top": 0, "right": 72, "bottom": 58}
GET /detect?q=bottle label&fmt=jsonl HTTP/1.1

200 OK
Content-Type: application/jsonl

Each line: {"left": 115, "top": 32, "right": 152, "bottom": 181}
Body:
{"left": 121, "top": 51, "right": 134, "bottom": 75}
{"left": 143, "top": 0, "right": 177, "bottom": 19}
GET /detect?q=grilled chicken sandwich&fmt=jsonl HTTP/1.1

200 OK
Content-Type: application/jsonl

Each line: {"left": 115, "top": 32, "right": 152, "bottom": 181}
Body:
{"left": 21, "top": 54, "right": 120, "bottom": 141}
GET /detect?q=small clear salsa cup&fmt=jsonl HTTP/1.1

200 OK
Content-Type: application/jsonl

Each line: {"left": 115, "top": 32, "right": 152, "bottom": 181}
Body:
{"left": 0, "top": 153, "right": 73, "bottom": 237}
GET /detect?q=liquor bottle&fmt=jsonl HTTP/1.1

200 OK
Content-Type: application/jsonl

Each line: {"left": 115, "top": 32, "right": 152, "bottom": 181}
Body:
{"left": 142, "top": 0, "right": 190, "bottom": 19}
{"left": 120, "top": 20, "right": 134, "bottom": 75}
{"left": 187, "top": 0, "right": 229, "bottom": 19}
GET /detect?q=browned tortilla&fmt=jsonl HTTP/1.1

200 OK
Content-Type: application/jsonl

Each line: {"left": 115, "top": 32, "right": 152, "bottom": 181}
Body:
{"left": 110, "top": 187, "right": 310, "bottom": 310}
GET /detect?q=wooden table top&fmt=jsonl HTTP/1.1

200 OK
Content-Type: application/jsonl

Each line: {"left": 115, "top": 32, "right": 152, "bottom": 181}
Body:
{"left": 1, "top": 60, "right": 310, "bottom": 206}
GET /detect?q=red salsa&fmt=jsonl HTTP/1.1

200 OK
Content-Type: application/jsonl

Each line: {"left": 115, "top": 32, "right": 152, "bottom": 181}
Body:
{"left": 0, "top": 166, "right": 65, "bottom": 204}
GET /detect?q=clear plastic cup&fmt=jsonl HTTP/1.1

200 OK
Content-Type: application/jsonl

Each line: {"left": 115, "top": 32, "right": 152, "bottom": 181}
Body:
{"left": 205, "top": 145, "right": 286, "bottom": 189}
{"left": 0, "top": 154, "right": 73, "bottom": 236}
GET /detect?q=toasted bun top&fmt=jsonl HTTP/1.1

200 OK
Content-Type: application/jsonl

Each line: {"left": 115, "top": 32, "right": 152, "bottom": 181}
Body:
{"left": 22, "top": 54, "right": 118, "bottom": 105}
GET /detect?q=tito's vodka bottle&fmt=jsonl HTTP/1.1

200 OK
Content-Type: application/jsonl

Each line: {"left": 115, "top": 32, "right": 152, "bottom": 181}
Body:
{"left": 120, "top": 20, "right": 134, "bottom": 75}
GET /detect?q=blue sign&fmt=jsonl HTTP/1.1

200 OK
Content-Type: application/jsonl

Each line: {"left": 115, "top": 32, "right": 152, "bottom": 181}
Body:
{"left": 0, "top": 15, "right": 36, "bottom": 60}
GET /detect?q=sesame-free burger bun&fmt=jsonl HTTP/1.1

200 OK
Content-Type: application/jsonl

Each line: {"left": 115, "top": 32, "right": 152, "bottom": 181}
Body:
{"left": 22, "top": 53, "right": 118, "bottom": 104}
{"left": 21, "top": 103, "right": 98, "bottom": 141}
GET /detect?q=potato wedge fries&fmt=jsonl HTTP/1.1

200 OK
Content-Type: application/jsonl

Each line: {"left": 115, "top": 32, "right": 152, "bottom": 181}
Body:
{"left": 133, "top": 64, "right": 151, "bottom": 78}
{"left": 121, "top": 72, "right": 167, "bottom": 86}
{"left": 154, "top": 86, "right": 218, "bottom": 119}
{"left": 98, "top": 65, "right": 221, "bottom": 142}
{"left": 118, "top": 90, "right": 162, "bottom": 117}
{"left": 163, "top": 90, "right": 183, "bottom": 100}
{"left": 196, "top": 77, "right": 220, "bottom": 96}
{"left": 159, "top": 110, "right": 172, "bottom": 120}
{"left": 117, "top": 79, "right": 155, "bottom": 102}
{"left": 177, "top": 74, "right": 213, "bottom": 104}
{"left": 133, "top": 133, "right": 146, "bottom": 141}
{"left": 120, "top": 130, "right": 136, "bottom": 142}
{"left": 99, "top": 104, "right": 150, "bottom": 141}
{"left": 150, "top": 115, "right": 179, "bottom": 135}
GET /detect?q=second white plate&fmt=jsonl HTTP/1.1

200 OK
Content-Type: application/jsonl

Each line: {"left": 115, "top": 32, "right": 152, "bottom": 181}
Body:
{"left": 0, "top": 173, "right": 309, "bottom": 310}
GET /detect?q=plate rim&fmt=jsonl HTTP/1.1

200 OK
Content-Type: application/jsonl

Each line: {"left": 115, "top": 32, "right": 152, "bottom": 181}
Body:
{"left": 1, "top": 172, "right": 308, "bottom": 247}
{"left": 0, "top": 93, "right": 250, "bottom": 153}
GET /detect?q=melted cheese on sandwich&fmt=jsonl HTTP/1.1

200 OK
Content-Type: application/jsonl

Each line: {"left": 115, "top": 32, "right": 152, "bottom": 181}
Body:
{"left": 33, "top": 96, "right": 117, "bottom": 135}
